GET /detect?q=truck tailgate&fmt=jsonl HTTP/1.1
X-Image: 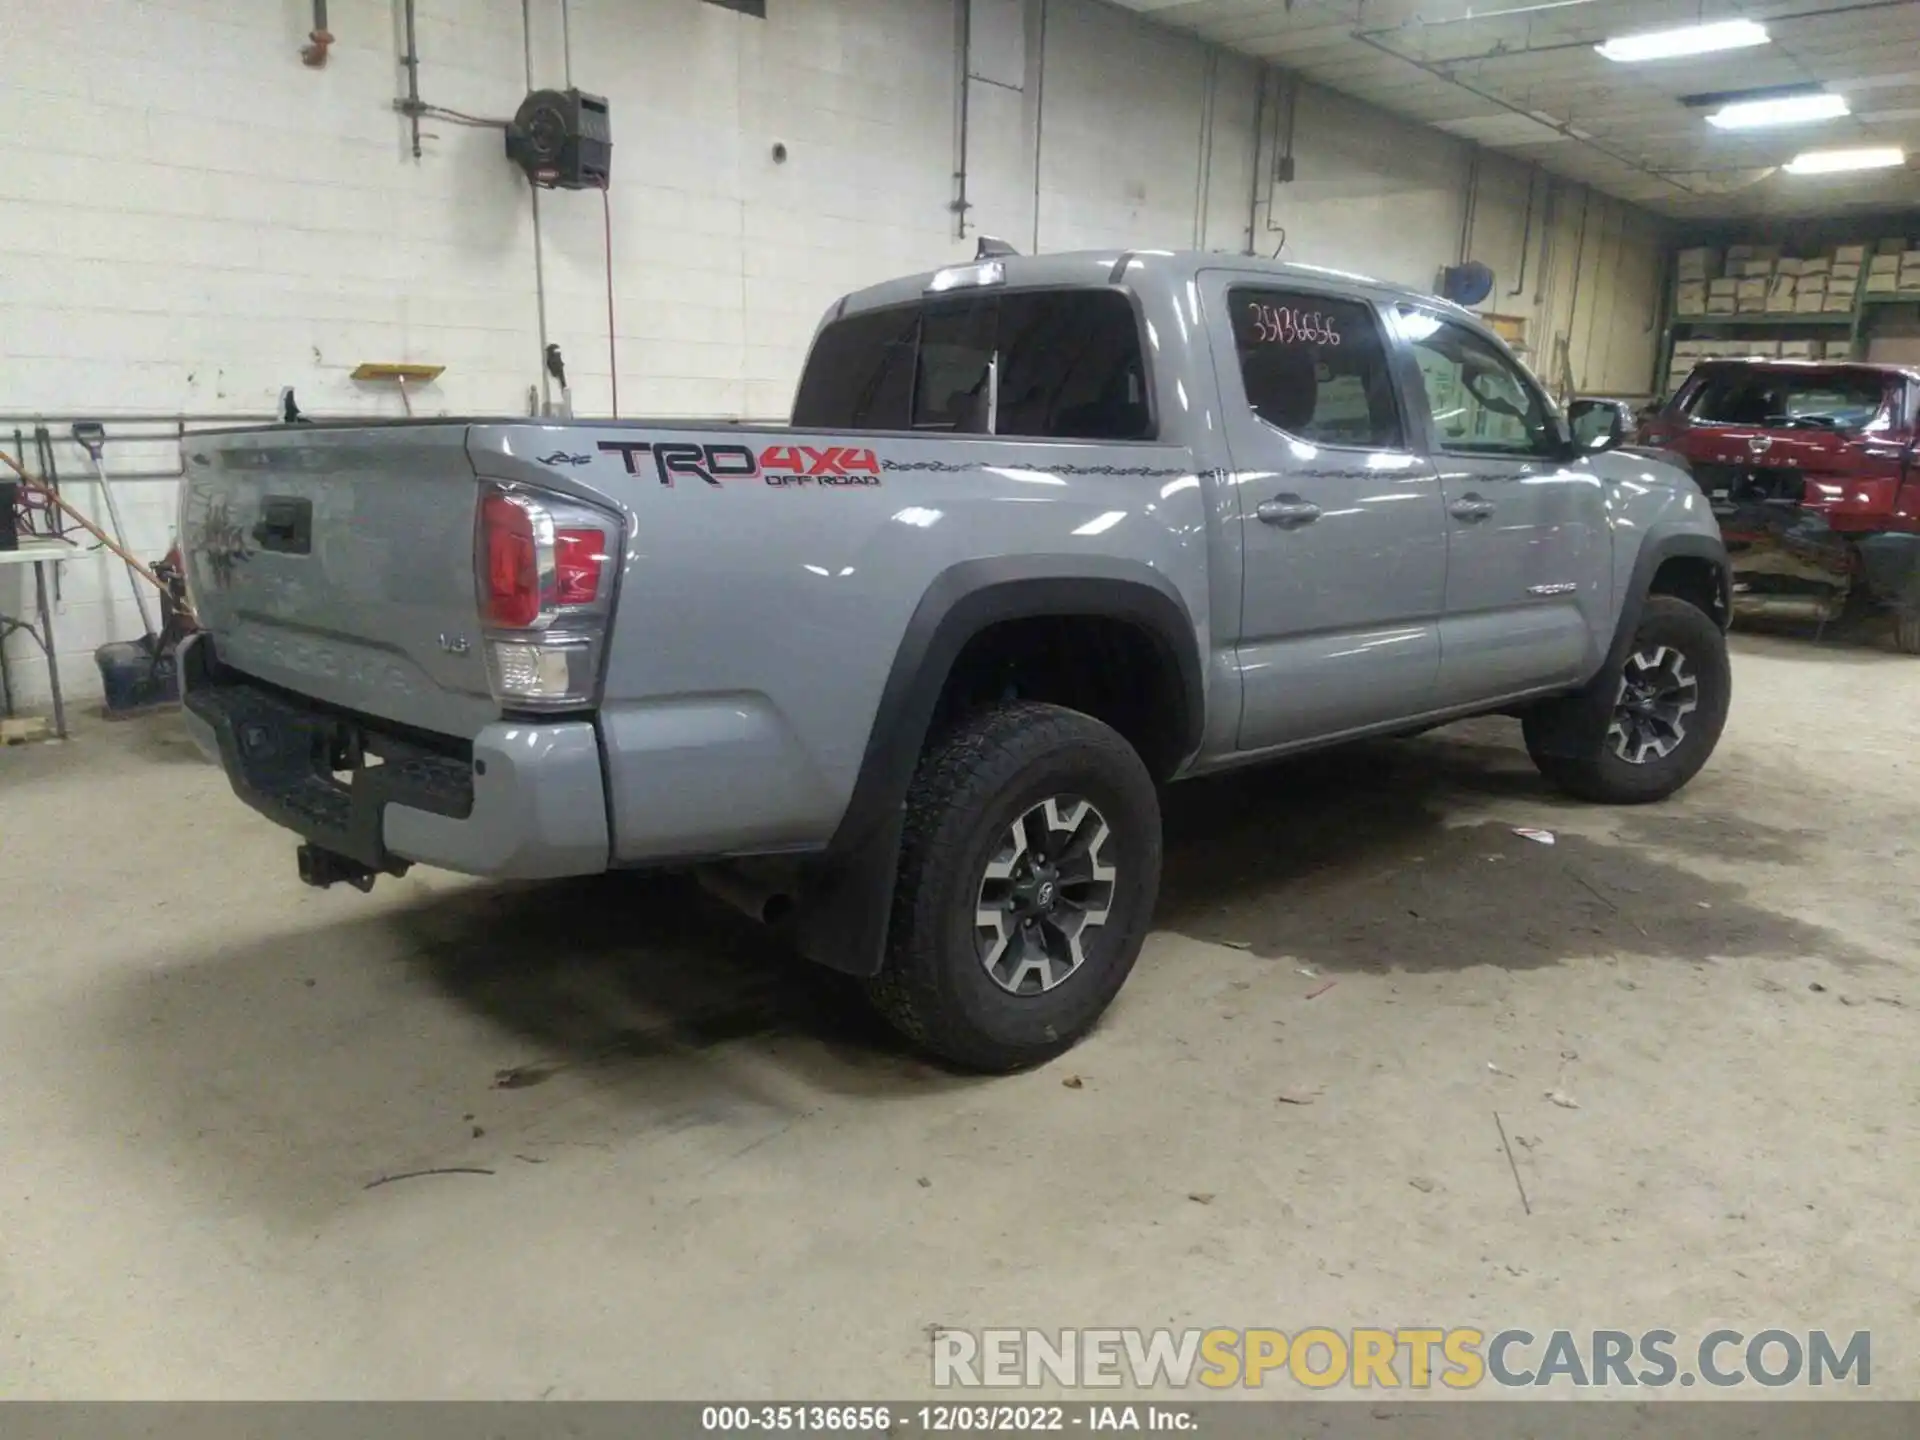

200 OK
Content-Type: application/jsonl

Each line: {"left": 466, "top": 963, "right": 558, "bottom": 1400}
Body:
{"left": 181, "top": 424, "right": 498, "bottom": 738}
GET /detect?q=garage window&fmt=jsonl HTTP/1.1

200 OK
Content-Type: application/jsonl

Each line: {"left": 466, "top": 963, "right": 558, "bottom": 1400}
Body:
{"left": 792, "top": 290, "right": 1154, "bottom": 440}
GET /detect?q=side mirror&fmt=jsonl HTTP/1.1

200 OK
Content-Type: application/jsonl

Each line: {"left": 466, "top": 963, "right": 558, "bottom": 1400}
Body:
{"left": 1566, "top": 398, "right": 1627, "bottom": 454}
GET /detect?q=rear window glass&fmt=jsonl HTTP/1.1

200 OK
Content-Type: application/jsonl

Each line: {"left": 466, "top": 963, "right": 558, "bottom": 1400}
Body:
{"left": 1228, "top": 289, "right": 1402, "bottom": 449}
{"left": 791, "top": 307, "right": 917, "bottom": 430}
{"left": 1684, "top": 369, "right": 1889, "bottom": 431}
{"left": 792, "top": 290, "right": 1152, "bottom": 441}
{"left": 914, "top": 300, "right": 996, "bottom": 432}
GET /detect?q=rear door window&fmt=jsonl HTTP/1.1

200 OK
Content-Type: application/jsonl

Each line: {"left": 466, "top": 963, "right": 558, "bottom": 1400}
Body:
{"left": 1683, "top": 369, "right": 1890, "bottom": 432}
{"left": 1228, "top": 289, "right": 1403, "bottom": 449}
{"left": 995, "top": 291, "right": 1151, "bottom": 440}
{"left": 791, "top": 306, "right": 917, "bottom": 430}
{"left": 791, "top": 289, "right": 1153, "bottom": 440}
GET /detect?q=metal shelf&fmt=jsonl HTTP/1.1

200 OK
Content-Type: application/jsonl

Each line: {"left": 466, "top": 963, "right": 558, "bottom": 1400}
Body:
{"left": 1859, "top": 292, "right": 1920, "bottom": 306}
{"left": 1673, "top": 313, "right": 1857, "bottom": 328}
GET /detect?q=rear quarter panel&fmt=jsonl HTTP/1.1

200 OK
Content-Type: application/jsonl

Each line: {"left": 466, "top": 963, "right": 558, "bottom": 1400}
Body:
{"left": 467, "top": 425, "right": 1213, "bottom": 862}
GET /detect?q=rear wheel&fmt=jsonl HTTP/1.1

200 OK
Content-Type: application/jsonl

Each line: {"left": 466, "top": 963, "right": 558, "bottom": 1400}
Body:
{"left": 1524, "top": 596, "right": 1730, "bottom": 804}
{"left": 866, "top": 701, "right": 1161, "bottom": 1072}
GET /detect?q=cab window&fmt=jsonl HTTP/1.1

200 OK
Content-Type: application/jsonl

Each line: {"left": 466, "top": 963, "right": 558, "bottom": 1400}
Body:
{"left": 1229, "top": 289, "right": 1403, "bottom": 449}
{"left": 792, "top": 290, "right": 1152, "bottom": 441}
{"left": 1397, "top": 310, "right": 1560, "bottom": 459}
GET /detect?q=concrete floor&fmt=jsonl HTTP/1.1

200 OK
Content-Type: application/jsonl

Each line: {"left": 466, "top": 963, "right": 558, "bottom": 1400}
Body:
{"left": 3, "top": 631, "right": 1917, "bottom": 1399}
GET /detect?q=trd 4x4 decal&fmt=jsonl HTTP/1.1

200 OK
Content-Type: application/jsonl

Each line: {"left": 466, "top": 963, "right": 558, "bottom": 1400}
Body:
{"left": 596, "top": 441, "right": 882, "bottom": 488}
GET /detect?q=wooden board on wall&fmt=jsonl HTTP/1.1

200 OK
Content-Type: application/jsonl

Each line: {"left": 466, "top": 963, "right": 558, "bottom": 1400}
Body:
{"left": 1484, "top": 313, "right": 1528, "bottom": 348}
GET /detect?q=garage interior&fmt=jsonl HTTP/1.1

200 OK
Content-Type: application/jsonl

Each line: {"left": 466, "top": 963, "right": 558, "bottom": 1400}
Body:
{"left": 4, "top": 0, "right": 1920, "bottom": 1401}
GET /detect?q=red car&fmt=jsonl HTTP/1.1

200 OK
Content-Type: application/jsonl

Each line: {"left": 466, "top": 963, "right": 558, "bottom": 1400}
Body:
{"left": 1636, "top": 359, "right": 1920, "bottom": 652}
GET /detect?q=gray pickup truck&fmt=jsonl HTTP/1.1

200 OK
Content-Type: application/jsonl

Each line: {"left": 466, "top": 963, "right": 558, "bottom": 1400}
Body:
{"left": 180, "top": 249, "right": 1731, "bottom": 1070}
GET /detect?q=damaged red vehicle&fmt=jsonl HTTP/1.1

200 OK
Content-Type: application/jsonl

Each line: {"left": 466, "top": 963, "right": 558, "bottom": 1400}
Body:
{"left": 1636, "top": 359, "right": 1920, "bottom": 652}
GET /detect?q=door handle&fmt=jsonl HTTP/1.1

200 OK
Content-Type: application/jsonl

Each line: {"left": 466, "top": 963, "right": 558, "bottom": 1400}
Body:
{"left": 1256, "top": 496, "right": 1321, "bottom": 528}
{"left": 1448, "top": 494, "right": 1495, "bottom": 522}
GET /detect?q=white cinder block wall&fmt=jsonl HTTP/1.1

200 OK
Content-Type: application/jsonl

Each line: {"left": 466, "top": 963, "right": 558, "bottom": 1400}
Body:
{"left": 0, "top": 0, "right": 1667, "bottom": 710}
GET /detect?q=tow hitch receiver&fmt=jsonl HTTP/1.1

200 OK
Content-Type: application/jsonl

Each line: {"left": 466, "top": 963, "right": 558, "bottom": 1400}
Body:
{"left": 296, "top": 843, "right": 408, "bottom": 892}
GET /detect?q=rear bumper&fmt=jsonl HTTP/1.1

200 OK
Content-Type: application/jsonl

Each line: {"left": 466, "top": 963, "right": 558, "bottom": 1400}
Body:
{"left": 180, "top": 634, "right": 609, "bottom": 880}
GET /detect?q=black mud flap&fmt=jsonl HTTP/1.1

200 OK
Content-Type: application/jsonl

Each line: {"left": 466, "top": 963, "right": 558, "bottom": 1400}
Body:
{"left": 788, "top": 812, "right": 903, "bottom": 978}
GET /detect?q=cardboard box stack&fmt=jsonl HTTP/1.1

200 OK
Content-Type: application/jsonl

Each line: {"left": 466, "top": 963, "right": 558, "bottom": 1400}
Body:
{"left": 1707, "top": 277, "right": 1738, "bottom": 314}
{"left": 1831, "top": 244, "right": 1865, "bottom": 296}
{"left": 1675, "top": 247, "right": 1721, "bottom": 281}
{"left": 1867, "top": 240, "right": 1904, "bottom": 294}
{"left": 1674, "top": 246, "right": 1719, "bottom": 317}
{"left": 1902, "top": 247, "right": 1920, "bottom": 293}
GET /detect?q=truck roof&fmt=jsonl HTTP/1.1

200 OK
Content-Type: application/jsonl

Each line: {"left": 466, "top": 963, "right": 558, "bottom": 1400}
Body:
{"left": 833, "top": 248, "right": 1477, "bottom": 323}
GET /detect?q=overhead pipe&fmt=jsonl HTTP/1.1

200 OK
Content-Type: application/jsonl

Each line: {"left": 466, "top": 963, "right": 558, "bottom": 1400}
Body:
{"left": 301, "top": 0, "right": 333, "bottom": 66}
{"left": 1030, "top": 0, "right": 1049, "bottom": 254}
{"left": 400, "top": 0, "right": 422, "bottom": 158}
{"left": 1250, "top": 68, "right": 1297, "bottom": 252}
{"left": 0, "top": 411, "right": 278, "bottom": 424}
{"left": 951, "top": 0, "right": 972, "bottom": 241}
{"left": 1192, "top": 49, "right": 1218, "bottom": 249}
{"left": 1356, "top": 0, "right": 1603, "bottom": 32}
{"left": 1560, "top": 187, "right": 1594, "bottom": 396}
{"left": 1533, "top": 177, "right": 1557, "bottom": 309}
{"left": 1350, "top": 30, "right": 1693, "bottom": 197}
{"left": 1244, "top": 67, "right": 1268, "bottom": 255}
{"left": 1507, "top": 164, "right": 1536, "bottom": 298}
{"left": 1457, "top": 146, "right": 1480, "bottom": 267}
{"left": 1359, "top": 0, "right": 1920, "bottom": 69}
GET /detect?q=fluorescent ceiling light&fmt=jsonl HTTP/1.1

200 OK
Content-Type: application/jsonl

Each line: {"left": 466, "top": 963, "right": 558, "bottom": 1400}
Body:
{"left": 1597, "top": 19, "right": 1769, "bottom": 63}
{"left": 1708, "top": 93, "right": 1850, "bottom": 128}
{"left": 1783, "top": 146, "right": 1906, "bottom": 174}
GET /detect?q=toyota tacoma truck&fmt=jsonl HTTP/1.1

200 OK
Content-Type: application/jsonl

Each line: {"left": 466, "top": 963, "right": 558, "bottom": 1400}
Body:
{"left": 1636, "top": 358, "right": 1920, "bottom": 650}
{"left": 180, "top": 249, "right": 1732, "bottom": 1071}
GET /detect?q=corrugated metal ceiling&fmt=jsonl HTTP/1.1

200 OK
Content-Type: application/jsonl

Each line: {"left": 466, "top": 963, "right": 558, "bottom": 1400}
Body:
{"left": 1109, "top": 0, "right": 1920, "bottom": 217}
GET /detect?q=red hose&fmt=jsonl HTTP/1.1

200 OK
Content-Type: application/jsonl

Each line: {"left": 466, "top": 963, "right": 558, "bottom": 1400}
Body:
{"left": 601, "top": 178, "right": 619, "bottom": 419}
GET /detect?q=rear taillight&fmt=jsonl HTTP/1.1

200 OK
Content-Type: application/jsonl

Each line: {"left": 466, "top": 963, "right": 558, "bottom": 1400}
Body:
{"left": 481, "top": 492, "right": 542, "bottom": 628}
{"left": 475, "top": 484, "right": 620, "bottom": 709}
{"left": 555, "top": 528, "right": 606, "bottom": 606}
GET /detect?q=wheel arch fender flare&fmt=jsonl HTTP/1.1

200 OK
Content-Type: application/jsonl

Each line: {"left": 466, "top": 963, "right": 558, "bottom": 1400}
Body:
{"left": 1531, "top": 528, "right": 1731, "bottom": 762}
{"left": 1606, "top": 527, "right": 1732, "bottom": 678}
{"left": 790, "top": 555, "right": 1205, "bottom": 978}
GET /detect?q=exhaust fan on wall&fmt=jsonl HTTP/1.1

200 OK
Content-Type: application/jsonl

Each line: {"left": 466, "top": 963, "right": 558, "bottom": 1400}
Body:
{"left": 1440, "top": 261, "right": 1495, "bottom": 307}
{"left": 506, "top": 88, "right": 612, "bottom": 189}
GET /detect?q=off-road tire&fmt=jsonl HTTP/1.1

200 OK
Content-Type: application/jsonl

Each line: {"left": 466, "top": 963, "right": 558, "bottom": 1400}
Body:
{"left": 865, "top": 701, "right": 1161, "bottom": 1072}
{"left": 1524, "top": 596, "right": 1730, "bottom": 805}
